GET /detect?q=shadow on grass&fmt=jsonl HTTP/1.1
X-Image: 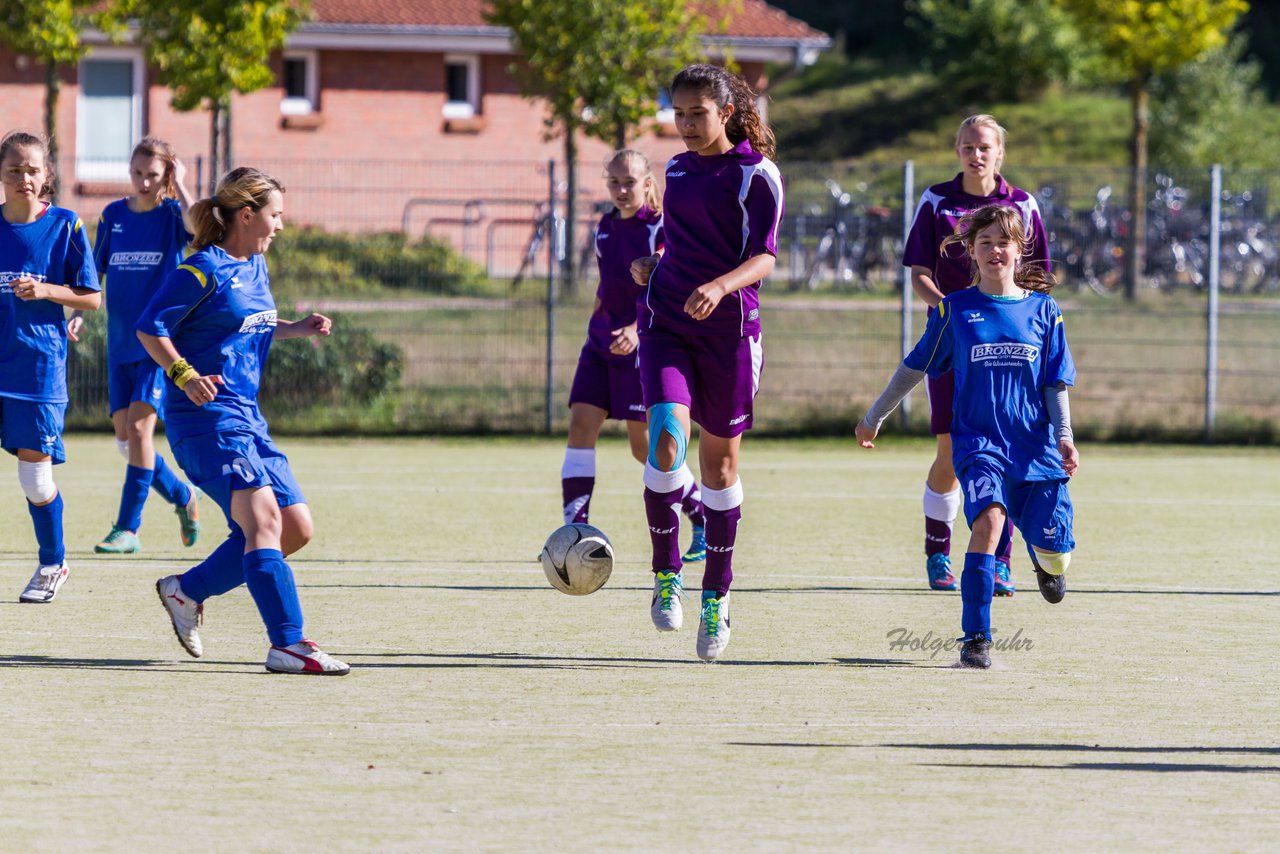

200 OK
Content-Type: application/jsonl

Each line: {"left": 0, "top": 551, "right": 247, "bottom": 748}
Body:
{"left": 0, "top": 654, "right": 257, "bottom": 673}
{"left": 919, "top": 762, "right": 1280, "bottom": 774}
{"left": 340, "top": 651, "right": 942, "bottom": 669}
{"left": 728, "top": 742, "right": 1280, "bottom": 772}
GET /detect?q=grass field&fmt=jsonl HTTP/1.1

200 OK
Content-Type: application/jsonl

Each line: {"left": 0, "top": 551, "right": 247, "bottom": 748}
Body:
{"left": 1, "top": 436, "right": 1278, "bottom": 851}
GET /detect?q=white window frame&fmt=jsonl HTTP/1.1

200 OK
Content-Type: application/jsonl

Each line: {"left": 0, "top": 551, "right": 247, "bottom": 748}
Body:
{"left": 280, "top": 50, "right": 319, "bottom": 116}
{"left": 75, "top": 46, "right": 144, "bottom": 181}
{"left": 442, "top": 54, "right": 480, "bottom": 120}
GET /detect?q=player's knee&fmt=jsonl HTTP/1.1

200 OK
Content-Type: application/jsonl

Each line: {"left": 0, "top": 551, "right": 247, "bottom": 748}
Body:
{"left": 123, "top": 418, "right": 149, "bottom": 445}
{"left": 700, "top": 458, "right": 737, "bottom": 491}
{"left": 646, "top": 403, "right": 686, "bottom": 472}
{"left": 972, "top": 504, "right": 1004, "bottom": 534}
{"left": 1032, "top": 547, "right": 1071, "bottom": 576}
{"left": 282, "top": 520, "right": 314, "bottom": 556}
{"left": 115, "top": 438, "right": 130, "bottom": 460}
{"left": 18, "top": 460, "right": 57, "bottom": 505}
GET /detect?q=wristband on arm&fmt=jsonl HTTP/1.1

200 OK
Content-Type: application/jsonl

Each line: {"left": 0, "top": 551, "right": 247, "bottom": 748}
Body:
{"left": 167, "top": 358, "right": 198, "bottom": 390}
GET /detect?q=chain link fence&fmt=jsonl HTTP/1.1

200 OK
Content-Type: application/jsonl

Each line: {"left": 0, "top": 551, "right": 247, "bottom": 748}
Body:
{"left": 61, "top": 158, "right": 1280, "bottom": 442}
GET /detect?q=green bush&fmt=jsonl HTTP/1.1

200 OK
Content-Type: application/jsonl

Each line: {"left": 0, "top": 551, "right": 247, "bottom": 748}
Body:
{"left": 267, "top": 227, "right": 487, "bottom": 299}
{"left": 65, "top": 309, "right": 403, "bottom": 423}
{"left": 260, "top": 313, "right": 403, "bottom": 414}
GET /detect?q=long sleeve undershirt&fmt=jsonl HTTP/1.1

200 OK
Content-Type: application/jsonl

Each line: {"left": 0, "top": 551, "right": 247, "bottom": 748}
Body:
{"left": 861, "top": 365, "right": 1073, "bottom": 444}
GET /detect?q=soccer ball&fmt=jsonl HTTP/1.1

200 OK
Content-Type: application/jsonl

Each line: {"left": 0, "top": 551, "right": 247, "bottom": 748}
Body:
{"left": 540, "top": 523, "right": 614, "bottom": 595}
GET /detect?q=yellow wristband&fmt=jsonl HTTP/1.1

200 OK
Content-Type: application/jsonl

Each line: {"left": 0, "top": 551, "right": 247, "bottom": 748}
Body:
{"left": 168, "top": 359, "right": 198, "bottom": 390}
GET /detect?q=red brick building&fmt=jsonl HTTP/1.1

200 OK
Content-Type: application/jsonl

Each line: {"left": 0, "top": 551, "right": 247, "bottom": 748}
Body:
{"left": 0, "top": 0, "right": 826, "bottom": 264}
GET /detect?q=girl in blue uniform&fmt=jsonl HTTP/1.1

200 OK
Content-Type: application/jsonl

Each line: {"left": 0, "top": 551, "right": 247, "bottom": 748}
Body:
{"left": 561, "top": 149, "right": 705, "bottom": 558}
{"left": 858, "top": 205, "right": 1078, "bottom": 668}
{"left": 0, "top": 130, "right": 102, "bottom": 603}
{"left": 137, "top": 167, "right": 348, "bottom": 675}
{"left": 69, "top": 137, "right": 200, "bottom": 554}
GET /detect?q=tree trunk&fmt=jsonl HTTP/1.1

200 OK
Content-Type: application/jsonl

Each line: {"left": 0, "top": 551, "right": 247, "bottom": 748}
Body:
{"left": 1125, "top": 78, "right": 1149, "bottom": 302}
{"left": 221, "top": 97, "right": 232, "bottom": 173}
{"left": 45, "top": 62, "right": 61, "bottom": 204}
{"left": 209, "top": 99, "right": 221, "bottom": 183}
{"left": 563, "top": 125, "right": 578, "bottom": 295}
{"left": 613, "top": 122, "right": 626, "bottom": 152}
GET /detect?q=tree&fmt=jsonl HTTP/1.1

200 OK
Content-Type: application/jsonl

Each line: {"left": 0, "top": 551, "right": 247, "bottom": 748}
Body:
{"left": 1054, "top": 0, "right": 1247, "bottom": 299}
{"left": 0, "top": 0, "right": 126, "bottom": 200}
{"left": 124, "top": 0, "right": 310, "bottom": 177}
{"left": 485, "top": 0, "right": 721, "bottom": 290}
{"left": 909, "top": 0, "right": 1096, "bottom": 100}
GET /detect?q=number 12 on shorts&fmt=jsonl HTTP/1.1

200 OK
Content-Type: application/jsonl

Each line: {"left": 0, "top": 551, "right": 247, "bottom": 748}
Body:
{"left": 967, "top": 475, "right": 995, "bottom": 505}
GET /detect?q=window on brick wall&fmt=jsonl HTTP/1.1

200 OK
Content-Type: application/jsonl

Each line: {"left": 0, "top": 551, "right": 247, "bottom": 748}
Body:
{"left": 656, "top": 87, "right": 674, "bottom": 124}
{"left": 76, "top": 49, "right": 143, "bottom": 181}
{"left": 281, "top": 51, "right": 318, "bottom": 116}
{"left": 443, "top": 55, "right": 480, "bottom": 119}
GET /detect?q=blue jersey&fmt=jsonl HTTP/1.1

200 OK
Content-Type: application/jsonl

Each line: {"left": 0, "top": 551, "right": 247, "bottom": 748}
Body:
{"left": 0, "top": 206, "right": 100, "bottom": 403}
{"left": 904, "top": 288, "right": 1075, "bottom": 481}
{"left": 94, "top": 198, "right": 191, "bottom": 365}
{"left": 135, "top": 245, "right": 277, "bottom": 441}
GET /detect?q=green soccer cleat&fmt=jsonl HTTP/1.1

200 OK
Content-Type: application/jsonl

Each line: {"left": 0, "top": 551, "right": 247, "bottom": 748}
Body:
{"left": 681, "top": 525, "right": 707, "bottom": 563}
{"left": 176, "top": 486, "right": 201, "bottom": 548}
{"left": 95, "top": 525, "right": 141, "bottom": 554}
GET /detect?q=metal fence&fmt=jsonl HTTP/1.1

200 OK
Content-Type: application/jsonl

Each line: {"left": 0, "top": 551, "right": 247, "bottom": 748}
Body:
{"left": 60, "top": 158, "right": 1280, "bottom": 441}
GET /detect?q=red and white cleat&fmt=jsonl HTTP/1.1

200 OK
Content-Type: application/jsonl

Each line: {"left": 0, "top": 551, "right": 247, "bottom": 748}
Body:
{"left": 265, "top": 640, "right": 350, "bottom": 676}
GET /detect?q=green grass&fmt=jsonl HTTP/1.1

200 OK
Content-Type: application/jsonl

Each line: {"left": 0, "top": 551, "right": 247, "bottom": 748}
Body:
{"left": 1, "top": 436, "right": 1278, "bottom": 848}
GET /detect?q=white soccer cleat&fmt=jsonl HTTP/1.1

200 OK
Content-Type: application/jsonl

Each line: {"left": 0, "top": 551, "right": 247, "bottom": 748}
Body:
{"left": 650, "top": 570, "right": 684, "bottom": 631}
{"left": 20, "top": 561, "right": 69, "bottom": 603}
{"left": 265, "top": 640, "right": 350, "bottom": 676}
{"left": 696, "top": 591, "right": 731, "bottom": 661}
{"left": 156, "top": 575, "right": 203, "bottom": 658}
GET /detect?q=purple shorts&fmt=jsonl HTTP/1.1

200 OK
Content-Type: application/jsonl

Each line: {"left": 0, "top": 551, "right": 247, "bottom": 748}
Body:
{"left": 568, "top": 345, "right": 646, "bottom": 422}
{"left": 638, "top": 329, "right": 763, "bottom": 438}
{"left": 926, "top": 371, "right": 954, "bottom": 435}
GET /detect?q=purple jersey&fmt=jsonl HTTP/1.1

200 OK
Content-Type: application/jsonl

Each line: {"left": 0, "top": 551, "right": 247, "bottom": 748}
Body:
{"left": 903, "top": 174, "right": 1050, "bottom": 296}
{"left": 642, "top": 139, "right": 783, "bottom": 338}
{"left": 587, "top": 205, "right": 662, "bottom": 359}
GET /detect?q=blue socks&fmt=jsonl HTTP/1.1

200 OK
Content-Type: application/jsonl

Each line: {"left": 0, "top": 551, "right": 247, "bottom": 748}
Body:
{"left": 116, "top": 465, "right": 154, "bottom": 531}
{"left": 180, "top": 530, "right": 247, "bottom": 602}
{"left": 151, "top": 454, "right": 192, "bottom": 507}
{"left": 115, "top": 456, "right": 192, "bottom": 533}
{"left": 242, "top": 549, "right": 305, "bottom": 648}
{"left": 961, "top": 552, "right": 997, "bottom": 639}
{"left": 28, "top": 492, "right": 65, "bottom": 566}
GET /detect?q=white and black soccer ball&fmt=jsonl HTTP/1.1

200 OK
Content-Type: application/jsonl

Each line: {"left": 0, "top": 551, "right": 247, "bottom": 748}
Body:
{"left": 540, "top": 523, "right": 614, "bottom": 595}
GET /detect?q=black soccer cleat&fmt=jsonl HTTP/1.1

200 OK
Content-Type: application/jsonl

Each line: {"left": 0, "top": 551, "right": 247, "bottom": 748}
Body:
{"left": 959, "top": 634, "right": 992, "bottom": 669}
{"left": 1034, "top": 567, "right": 1066, "bottom": 604}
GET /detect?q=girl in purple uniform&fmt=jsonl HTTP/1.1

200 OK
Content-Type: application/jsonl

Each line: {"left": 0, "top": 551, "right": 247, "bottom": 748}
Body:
{"left": 902, "top": 114, "right": 1050, "bottom": 595}
{"left": 562, "top": 150, "right": 706, "bottom": 559}
{"left": 630, "top": 65, "right": 783, "bottom": 661}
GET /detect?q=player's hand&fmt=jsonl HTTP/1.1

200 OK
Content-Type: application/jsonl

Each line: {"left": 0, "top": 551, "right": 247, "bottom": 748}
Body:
{"left": 684, "top": 281, "right": 727, "bottom": 320}
{"left": 67, "top": 315, "right": 84, "bottom": 342}
{"left": 12, "top": 276, "right": 51, "bottom": 301}
{"left": 630, "top": 254, "right": 659, "bottom": 286}
{"left": 608, "top": 325, "right": 638, "bottom": 355}
{"left": 185, "top": 374, "right": 224, "bottom": 407}
{"left": 301, "top": 313, "right": 332, "bottom": 337}
{"left": 1059, "top": 439, "right": 1079, "bottom": 476}
{"left": 855, "top": 419, "right": 878, "bottom": 448}
{"left": 173, "top": 157, "right": 187, "bottom": 185}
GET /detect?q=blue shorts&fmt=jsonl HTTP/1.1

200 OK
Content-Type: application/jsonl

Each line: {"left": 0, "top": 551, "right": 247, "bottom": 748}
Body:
{"left": 171, "top": 429, "right": 305, "bottom": 522}
{"left": 958, "top": 455, "right": 1075, "bottom": 553}
{"left": 0, "top": 397, "right": 66, "bottom": 464}
{"left": 109, "top": 359, "right": 166, "bottom": 416}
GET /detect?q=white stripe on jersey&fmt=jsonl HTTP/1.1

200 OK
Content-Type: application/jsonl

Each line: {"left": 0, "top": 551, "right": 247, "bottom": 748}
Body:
{"left": 737, "top": 160, "right": 784, "bottom": 257}
{"left": 647, "top": 216, "right": 662, "bottom": 255}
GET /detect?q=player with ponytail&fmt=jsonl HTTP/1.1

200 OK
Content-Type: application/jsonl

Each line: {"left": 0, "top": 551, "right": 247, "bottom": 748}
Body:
{"left": 137, "top": 166, "right": 349, "bottom": 675}
{"left": 629, "top": 64, "right": 784, "bottom": 660}
{"left": 561, "top": 149, "right": 706, "bottom": 559}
